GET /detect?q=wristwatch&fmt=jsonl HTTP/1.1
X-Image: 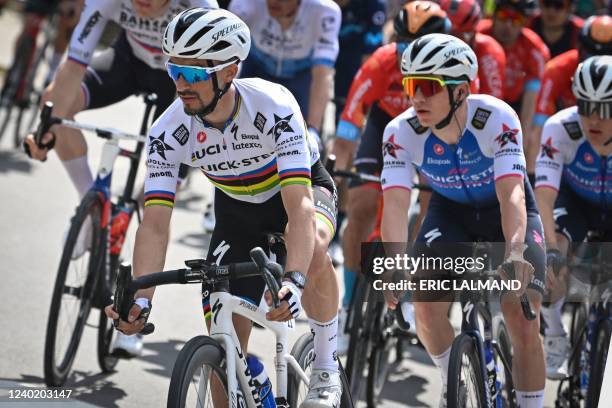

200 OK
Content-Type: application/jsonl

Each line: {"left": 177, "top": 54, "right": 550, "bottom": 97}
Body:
{"left": 283, "top": 270, "right": 307, "bottom": 290}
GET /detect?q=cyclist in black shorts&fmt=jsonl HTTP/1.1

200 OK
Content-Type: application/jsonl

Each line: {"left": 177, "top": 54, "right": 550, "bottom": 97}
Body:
{"left": 24, "top": 0, "right": 219, "bottom": 357}
{"left": 329, "top": 1, "right": 450, "bottom": 352}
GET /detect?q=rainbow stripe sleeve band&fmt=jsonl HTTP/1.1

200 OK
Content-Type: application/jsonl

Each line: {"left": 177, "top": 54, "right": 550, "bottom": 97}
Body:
{"left": 144, "top": 190, "right": 175, "bottom": 209}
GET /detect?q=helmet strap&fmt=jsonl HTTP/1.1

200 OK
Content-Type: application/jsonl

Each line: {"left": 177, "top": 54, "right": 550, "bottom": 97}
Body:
{"left": 435, "top": 85, "right": 464, "bottom": 130}
{"left": 198, "top": 62, "right": 232, "bottom": 118}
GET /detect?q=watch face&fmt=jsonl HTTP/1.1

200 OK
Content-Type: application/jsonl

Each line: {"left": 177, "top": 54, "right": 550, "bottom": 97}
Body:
{"left": 288, "top": 271, "right": 306, "bottom": 288}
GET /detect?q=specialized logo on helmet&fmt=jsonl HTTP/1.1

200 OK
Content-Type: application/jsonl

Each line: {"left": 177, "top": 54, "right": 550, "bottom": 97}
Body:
{"left": 540, "top": 137, "right": 559, "bottom": 159}
{"left": 212, "top": 22, "right": 244, "bottom": 42}
{"left": 267, "top": 114, "right": 294, "bottom": 142}
{"left": 149, "top": 132, "right": 174, "bottom": 160}
{"left": 383, "top": 135, "right": 405, "bottom": 158}
{"left": 495, "top": 124, "right": 519, "bottom": 147}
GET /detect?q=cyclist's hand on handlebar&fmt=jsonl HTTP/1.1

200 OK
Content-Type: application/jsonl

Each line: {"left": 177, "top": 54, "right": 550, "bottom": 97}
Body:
{"left": 104, "top": 302, "right": 147, "bottom": 335}
{"left": 23, "top": 132, "right": 55, "bottom": 162}
{"left": 265, "top": 282, "right": 302, "bottom": 322}
{"left": 499, "top": 254, "right": 534, "bottom": 297}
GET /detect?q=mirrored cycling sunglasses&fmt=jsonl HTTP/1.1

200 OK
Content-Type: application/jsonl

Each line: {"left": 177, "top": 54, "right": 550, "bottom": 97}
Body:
{"left": 166, "top": 61, "right": 234, "bottom": 84}
{"left": 577, "top": 99, "right": 612, "bottom": 120}
{"left": 494, "top": 8, "right": 527, "bottom": 26}
{"left": 402, "top": 76, "right": 465, "bottom": 98}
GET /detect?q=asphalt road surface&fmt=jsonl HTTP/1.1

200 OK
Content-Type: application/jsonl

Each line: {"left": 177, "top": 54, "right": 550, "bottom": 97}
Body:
{"left": 0, "top": 7, "right": 564, "bottom": 408}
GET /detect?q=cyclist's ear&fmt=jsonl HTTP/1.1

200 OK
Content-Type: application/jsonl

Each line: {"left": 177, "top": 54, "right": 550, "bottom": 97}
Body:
{"left": 220, "top": 63, "right": 239, "bottom": 84}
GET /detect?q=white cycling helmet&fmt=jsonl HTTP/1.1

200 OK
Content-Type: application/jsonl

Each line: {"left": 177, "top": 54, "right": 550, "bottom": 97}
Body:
{"left": 401, "top": 33, "right": 478, "bottom": 81}
{"left": 163, "top": 8, "right": 251, "bottom": 62}
{"left": 573, "top": 55, "right": 612, "bottom": 103}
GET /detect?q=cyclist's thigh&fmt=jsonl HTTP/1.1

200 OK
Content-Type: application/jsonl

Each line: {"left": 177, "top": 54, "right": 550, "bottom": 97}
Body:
{"left": 134, "top": 56, "right": 176, "bottom": 120}
{"left": 204, "top": 189, "right": 289, "bottom": 310}
{"left": 554, "top": 184, "right": 589, "bottom": 244}
{"left": 82, "top": 33, "right": 137, "bottom": 110}
{"left": 413, "top": 193, "right": 472, "bottom": 300}
{"left": 348, "top": 104, "right": 391, "bottom": 190}
{"left": 310, "top": 160, "right": 339, "bottom": 236}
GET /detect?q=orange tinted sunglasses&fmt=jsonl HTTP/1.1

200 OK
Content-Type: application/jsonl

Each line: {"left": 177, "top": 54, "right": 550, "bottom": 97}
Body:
{"left": 495, "top": 9, "right": 527, "bottom": 26}
{"left": 402, "top": 76, "right": 465, "bottom": 97}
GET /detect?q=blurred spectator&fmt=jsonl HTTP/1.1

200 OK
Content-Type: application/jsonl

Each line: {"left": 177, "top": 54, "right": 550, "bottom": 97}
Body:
{"left": 529, "top": 0, "right": 583, "bottom": 57}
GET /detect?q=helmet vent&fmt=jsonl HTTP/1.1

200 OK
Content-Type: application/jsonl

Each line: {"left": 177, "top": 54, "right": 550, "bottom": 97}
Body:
{"left": 186, "top": 25, "right": 215, "bottom": 47}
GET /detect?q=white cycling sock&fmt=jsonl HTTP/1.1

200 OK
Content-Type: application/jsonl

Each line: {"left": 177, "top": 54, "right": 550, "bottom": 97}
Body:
{"left": 515, "top": 389, "right": 544, "bottom": 408}
{"left": 309, "top": 316, "right": 339, "bottom": 371}
{"left": 431, "top": 346, "right": 451, "bottom": 386}
{"left": 62, "top": 155, "right": 93, "bottom": 199}
{"left": 541, "top": 297, "right": 566, "bottom": 337}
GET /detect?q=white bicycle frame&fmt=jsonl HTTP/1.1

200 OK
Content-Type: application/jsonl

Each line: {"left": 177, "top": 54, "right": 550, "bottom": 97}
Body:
{"left": 202, "top": 291, "right": 310, "bottom": 408}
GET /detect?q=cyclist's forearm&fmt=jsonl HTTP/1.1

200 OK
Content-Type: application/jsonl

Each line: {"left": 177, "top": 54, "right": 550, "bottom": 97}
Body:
{"left": 132, "top": 221, "right": 170, "bottom": 300}
{"left": 282, "top": 187, "right": 316, "bottom": 275}
{"left": 329, "top": 138, "right": 356, "bottom": 171}
{"left": 43, "top": 61, "right": 86, "bottom": 118}
{"left": 498, "top": 181, "right": 527, "bottom": 255}
{"left": 382, "top": 189, "right": 410, "bottom": 243}
{"left": 535, "top": 187, "right": 559, "bottom": 250}
{"left": 307, "top": 65, "right": 333, "bottom": 130}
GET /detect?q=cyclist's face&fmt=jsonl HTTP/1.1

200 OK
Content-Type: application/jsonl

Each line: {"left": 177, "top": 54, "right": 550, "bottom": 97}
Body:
{"left": 492, "top": 8, "right": 524, "bottom": 46}
{"left": 132, "top": 0, "right": 168, "bottom": 18}
{"left": 410, "top": 84, "right": 449, "bottom": 127}
{"left": 541, "top": 0, "right": 570, "bottom": 27}
{"left": 580, "top": 112, "right": 612, "bottom": 146}
{"left": 267, "top": 0, "right": 300, "bottom": 18}
{"left": 169, "top": 57, "right": 238, "bottom": 116}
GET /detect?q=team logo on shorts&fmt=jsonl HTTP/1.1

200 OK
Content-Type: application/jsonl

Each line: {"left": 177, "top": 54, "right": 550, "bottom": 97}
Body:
{"left": 495, "top": 123, "right": 519, "bottom": 147}
{"left": 540, "top": 137, "right": 559, "bottom": 159}
{"left": 267, "top": 113, "right": 294, "bottom": 142}
{"left": 383, "top": 134, "right": 404, "bottom": 158}
{"left": 434, "top": 144, "right": 444, "bottom": 155}
{"left": 148, "top": 132, "right": 174, "bottom": 160}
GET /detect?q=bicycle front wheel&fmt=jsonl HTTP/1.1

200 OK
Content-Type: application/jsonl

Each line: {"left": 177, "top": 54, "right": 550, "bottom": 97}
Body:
{"left": 447, "top": 333, "right": 487, "bottom": 408}
{"left": 288, "top": 332, "right": 354, "bottom": 408}
{"left": 586, "top": 318, "right": 611, "bottom": 407}
{"left": 366, "top": 305, "right": 397, "bottom": 408}
{"left": 43, "top": 191, "right": 105, "bottom": 386}
{"left": 168, "top": 336, "right": 228, "bottom": 408}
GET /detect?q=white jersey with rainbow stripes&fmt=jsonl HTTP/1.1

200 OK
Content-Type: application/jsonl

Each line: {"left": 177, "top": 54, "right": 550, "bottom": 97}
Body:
{"left": 144, "top": 78, "right": 320, "bottom": 208}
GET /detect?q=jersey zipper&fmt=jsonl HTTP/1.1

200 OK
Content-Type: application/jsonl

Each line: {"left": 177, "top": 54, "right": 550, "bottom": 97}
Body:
{"left": 600, "top": 155, "right": 607, "bottom": 215}
{"left": 451, "top": 144, "right": 479, "bottom": 215}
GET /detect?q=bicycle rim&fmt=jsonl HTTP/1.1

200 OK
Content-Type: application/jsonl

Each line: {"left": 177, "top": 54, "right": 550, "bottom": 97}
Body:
{"left": 495, "top": 323, "right": 516, "bottom": 408}
{"left": 168, "top": 336, "right": 228, "bottom": 408}
{"left": 43, "top": 191, "right": 105, "bottom": 386}
{"left": 448, "top": 334, "right": 487, "bottom": 408}
{"left": 586, "top": 319, "right": 611, "bottom": 407}
{"left": 366, "top": 306, "right": 397, "bottom": 407}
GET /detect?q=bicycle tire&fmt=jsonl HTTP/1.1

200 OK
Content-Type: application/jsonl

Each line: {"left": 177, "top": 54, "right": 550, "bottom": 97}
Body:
{"left": 447, "top": 333, "right": 487, "bottom": 408}
{"left": 0, "top": 104, "right": 13, "bottom": 145}
{"left": 566, "top": 302, "right": 588, "bottom": 407}
{"left": 14, "top": 34, "right": 50, "bottom": 148}
{"left": 346, "top": 279, "right": 376, "bottom": 400}
{"left": 288, "top": 332, "right": 354, "bottom": 408}
{"left": 586, "top": 318, "right": 611, "bottom": 407}
{"left": 167, "top": 336, "right": 228, "bottom": 408}
{"left": 366, "top": 303, "right": 396, "bottom": 408}
{"left": 495, "top": 322, "right": 516, "bottom": 408}
{"left": 43, "top": 190, "right": 105, "bottom": 386}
